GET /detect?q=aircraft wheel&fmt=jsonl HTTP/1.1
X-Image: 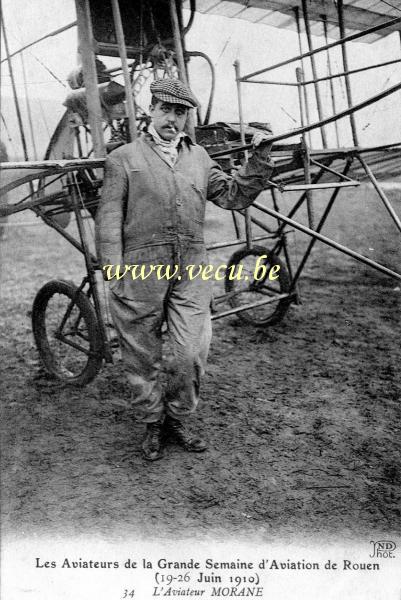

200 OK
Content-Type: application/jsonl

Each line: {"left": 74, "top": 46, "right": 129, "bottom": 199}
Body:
{"left": 32, "top": 279, "right": 103, "bottom": 386}
{"left": 224, "top": 245, "right": 292, "bottom": 326}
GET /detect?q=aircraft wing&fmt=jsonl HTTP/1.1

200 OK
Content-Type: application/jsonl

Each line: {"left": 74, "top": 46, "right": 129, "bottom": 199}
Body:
{"left": 184, "top": 0, "right": 401, "bottom": 41}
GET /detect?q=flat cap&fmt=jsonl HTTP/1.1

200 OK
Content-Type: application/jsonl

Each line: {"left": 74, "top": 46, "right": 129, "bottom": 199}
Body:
{"left": 150, "top": 78, "right": 199, "bottom": 108}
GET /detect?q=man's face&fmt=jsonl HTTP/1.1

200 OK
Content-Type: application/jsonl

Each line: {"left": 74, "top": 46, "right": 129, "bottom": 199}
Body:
{"left": 149, "top": 100, "right": 188, "bottom": 140}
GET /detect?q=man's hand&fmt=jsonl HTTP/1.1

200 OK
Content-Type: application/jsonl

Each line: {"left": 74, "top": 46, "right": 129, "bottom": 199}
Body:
{"left": 251, "top": 132, "right": 274, "bottom": 165}
{"left": 251, "top": 132, "right": 274, "bottom": 152}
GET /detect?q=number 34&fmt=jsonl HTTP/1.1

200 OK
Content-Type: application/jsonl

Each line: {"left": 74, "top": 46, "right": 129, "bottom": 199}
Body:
{"left": 122, "top": 590, "right": 135, "bottom": 598}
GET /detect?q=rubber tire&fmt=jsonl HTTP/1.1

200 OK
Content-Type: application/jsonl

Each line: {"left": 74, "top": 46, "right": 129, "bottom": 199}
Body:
{"left": 32, "top": 279, "right": 103, "bottom": 386}
{"left": 225, "top": 245, "right": 291, "bottom": 326}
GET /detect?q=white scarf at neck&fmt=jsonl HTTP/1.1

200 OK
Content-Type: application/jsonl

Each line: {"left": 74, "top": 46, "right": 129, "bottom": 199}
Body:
{"left": 147, "top": 123, "right": 186, "bottom": 165}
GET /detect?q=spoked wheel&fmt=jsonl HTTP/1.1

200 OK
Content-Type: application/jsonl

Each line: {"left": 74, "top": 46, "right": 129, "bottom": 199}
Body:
{"left": 32, "top": 280, "right": 104, "bottom": 386}
{"left": 224, "top": 245, "right": 292, "bottom": 326}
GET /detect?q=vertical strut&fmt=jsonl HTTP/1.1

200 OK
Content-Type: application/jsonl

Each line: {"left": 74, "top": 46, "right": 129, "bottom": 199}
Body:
{"left": 322, "top": 14, "right": 340, "bottom": 147}
{"left": 110, "top": 0, "right": 137, "bottom": 141}
{"left": 169, "top": 0, "right": 195, "bottom": 137}
{"left": 20, "top": 53, "right": 38, "bottom": 160}
{"left": 169, "top": 0, "right": 188, "bottom": 84}
{"left": 234, "top": 59, "right": 252, "bottom": 250}
{"left": 1, "top": 16, "right": 30, "bottom": 161}
{"left": 75, "top": 0, "right": 106, "bottom": 158}
{"left": 301, "top": 0, "right": 328, "bottom": 148}
{"left": 337, "top": 0, "right": 359, "bottom": 146}
{"left": 295, "top": 67, "right": 314, "bottom": 229}
{"left": 294, "top": 6, "right": 312, "bottom": 146}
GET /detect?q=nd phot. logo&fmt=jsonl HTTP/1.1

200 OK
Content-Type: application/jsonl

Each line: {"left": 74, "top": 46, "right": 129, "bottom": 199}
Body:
{"left": 370, "top": 540, "right": 396, "bottom": 558}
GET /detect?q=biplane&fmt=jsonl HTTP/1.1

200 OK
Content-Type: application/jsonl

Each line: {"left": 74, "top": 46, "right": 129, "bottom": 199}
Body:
{"left": 1, "top": 0, "right": 400, "bottom": 386}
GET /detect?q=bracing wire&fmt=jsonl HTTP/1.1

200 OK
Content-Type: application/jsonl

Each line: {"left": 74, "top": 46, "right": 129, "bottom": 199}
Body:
{"left": 0, "top": 113, "right": 17, "bottom": 154}
{"left": 361, "top": 66, "right": 399, "bottom": 130}
{"left": 8, "top": 29, "right": 67, "bottom": 88}
{"left": 379, "top": 0, "right": 401, "bottom": 14}
{"left": 25, "top": 51, "right": 67, "bottom": 88}
{"left": 37, "top": 97, "right": 51, "bottom": 138}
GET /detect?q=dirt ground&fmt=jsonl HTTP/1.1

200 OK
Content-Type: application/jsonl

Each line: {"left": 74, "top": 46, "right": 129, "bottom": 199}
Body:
{"left": 0, "top": 182, "right": 400, "bottom": 543}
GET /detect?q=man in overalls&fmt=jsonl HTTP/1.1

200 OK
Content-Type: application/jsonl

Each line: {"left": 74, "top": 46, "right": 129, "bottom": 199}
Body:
{"left": 96, "top": 78, "right": 273, "bottom": 461}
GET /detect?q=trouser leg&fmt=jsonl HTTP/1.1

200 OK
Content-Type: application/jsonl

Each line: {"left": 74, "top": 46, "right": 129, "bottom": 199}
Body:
{"left": 165, "top": 260, "right": 213, "bottom": 418}
{"left": 109, "top": 262, "right": 169, "bottom": 423}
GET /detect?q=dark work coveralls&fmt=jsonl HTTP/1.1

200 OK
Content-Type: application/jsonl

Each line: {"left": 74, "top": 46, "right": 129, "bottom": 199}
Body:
{"left": 96, "top": 132, "right": 273, "bottom": 422}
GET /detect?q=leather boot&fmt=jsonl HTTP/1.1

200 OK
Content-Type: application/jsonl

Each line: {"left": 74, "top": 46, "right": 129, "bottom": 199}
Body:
{"left": 164, "top": 415, "right": 207, "bottom": 452}
{"left": 142, "top": 420, "right": 164, "bottom": 461}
